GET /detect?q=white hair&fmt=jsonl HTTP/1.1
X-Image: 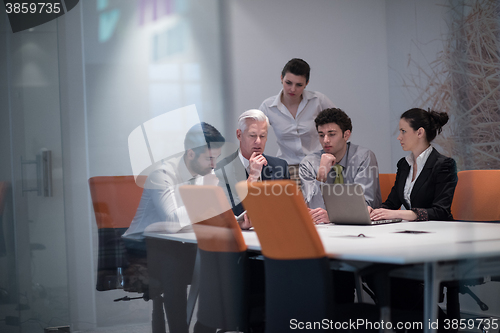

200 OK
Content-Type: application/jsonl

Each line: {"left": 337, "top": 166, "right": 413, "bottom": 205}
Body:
{"left": 237, "top": 109, "right": 270, "bottom": 132}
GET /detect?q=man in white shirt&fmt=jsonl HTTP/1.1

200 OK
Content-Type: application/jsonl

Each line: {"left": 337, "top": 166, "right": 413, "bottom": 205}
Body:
{"left": 123, "top": 122, "right": 225, "bottom": 240}
{"left": 123, "top": 122, "right": 225, "bottom": 333}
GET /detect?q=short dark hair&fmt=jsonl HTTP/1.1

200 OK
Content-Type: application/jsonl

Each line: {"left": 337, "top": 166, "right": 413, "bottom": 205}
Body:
{"left": 281, "top": 58, "right": 310, "bottom": 83}
{"left": 184, "top": 122, "right": 225, "bottom": 156}
{"left": 401, "top": 108, "right": 449, "bottom": 143}
{"left": 315, "top": 108, "right": 352, "bottom": 133}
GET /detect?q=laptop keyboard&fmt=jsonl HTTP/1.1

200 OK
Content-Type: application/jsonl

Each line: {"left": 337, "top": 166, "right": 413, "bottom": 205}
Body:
{"left": 370, "top": 218, "right": 402, "bottom": 224}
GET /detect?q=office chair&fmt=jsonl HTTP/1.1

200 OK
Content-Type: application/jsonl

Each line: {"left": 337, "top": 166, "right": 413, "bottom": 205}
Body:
{"left": 451, "top": 170, "right": 500, "bottom": 222}
{"left": 236, "top": 180, "right": 380, "bottom": 332}
{"left": 89, "top": 176, "right": 147, "bottom": 292}
{"left": 89, "top": 176, "right": 165, "bottom": 332}
{"left": 379, "top": 173, "right": 396, "bottom": 203}
{"left": 445, "top": 170, "right": 500, "bottom": 321}
{"left": 179, "top": 185, "right": 251, "bottom": 332}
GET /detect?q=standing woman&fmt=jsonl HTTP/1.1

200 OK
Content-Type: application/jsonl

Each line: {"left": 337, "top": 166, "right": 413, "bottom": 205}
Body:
{"left": 370, "top": 107, "right": 458, "bottom": 221}
{"left": 259, "top": 58, "right": 335, "bottom": 184}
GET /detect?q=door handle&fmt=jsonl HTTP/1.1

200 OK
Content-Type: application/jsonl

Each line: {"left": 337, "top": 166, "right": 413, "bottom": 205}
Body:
{"left": 21, "top": 149, "right": 52, "bottom": 197}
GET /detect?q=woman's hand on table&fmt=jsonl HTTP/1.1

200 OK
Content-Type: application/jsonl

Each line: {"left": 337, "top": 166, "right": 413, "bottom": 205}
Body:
{"left": 370, "top": 208, "right": 396, "bottom": 220}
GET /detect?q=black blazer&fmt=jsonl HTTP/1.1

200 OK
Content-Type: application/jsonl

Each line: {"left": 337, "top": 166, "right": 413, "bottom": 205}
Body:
{"left": 215, "top": 151, "right": 290, "bottom": 216}
{"left": 382, "top": 148, "right": 458, "bottom": 221}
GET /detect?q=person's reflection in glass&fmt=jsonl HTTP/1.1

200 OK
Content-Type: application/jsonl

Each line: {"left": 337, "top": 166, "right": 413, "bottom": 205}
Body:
{"left": 122, "top": 122, "right": 225, "bottom": 333}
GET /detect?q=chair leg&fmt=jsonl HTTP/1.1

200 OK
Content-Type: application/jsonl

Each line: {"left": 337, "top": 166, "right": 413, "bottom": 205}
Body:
{"left": 152, "top": 295, "right": 166, "bottom": 333}
{"left": 186, "top": 250, "right": 201, "bottom": 325}
{"left": 446, "top": 284, "right": 460, "bottom": 321}
{"left": 355, "top": 273, "right": 364, "bottom": 303}
{"left": 460, "top": 286, "right": 489, "bottom": 311}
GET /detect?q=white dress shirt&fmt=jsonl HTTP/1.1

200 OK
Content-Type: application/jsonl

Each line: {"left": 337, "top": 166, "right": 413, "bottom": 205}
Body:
{"left": 238, "top": 150, "right": 250, "bottom": 170}
{"left": 403, "top": 145, "right": 433, "bottom": 208}
{"left": 259, "top": 89, "right": 335, "bottom": 165}
{"left": 123, "top": 154, "right": 198, "bottom": 240}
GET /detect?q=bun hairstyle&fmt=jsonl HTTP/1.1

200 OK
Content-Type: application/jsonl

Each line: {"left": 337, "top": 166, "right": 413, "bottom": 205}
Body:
{"left": 281, "top": 58, "right": 311, "bottom": 83}
{"left": 401, "top": 108, "right": 449, "bottom": 143}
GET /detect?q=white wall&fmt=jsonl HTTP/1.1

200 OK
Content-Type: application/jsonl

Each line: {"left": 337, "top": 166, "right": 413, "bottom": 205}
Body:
{"left": 81, "top": 0, "right": 225, "bottom": 178}
{"left": 385, "top": 0, "right": 500, "bottom": 317}
{"left": 224, "top": 0, "right": 393, "bottom": 172}
{"left": 385, "top": 0, "right": 450, "bottom": 168}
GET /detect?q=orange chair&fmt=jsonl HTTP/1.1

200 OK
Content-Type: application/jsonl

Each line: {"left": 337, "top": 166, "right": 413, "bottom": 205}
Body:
{"left": 236, "top": 180, "right": 324, "bottom": 260}
{"left": 451, "top": 170, "right": 500, "bottom": 221}
{"left": 88, "top": 176, "right": 145, "bottom": 291}
{"left": 89, "top": 176, "right": 144, "bottom": 230}
{"left": 89, "top": 176, "right": 167, "bottom": 332}
{"left": 236, "top": 180, "right": 380, "bottom": 331}
{"left": 179, "top": 185, "right": 250, "bottom": 332}
{"left": 379, "top": 173, "right": 396, "bottom": 203}
{"left": 447, "top": 170, "right": 500, "bottom": 319}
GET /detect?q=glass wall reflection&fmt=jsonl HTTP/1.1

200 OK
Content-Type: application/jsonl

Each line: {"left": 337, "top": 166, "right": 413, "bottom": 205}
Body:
{"left": 0, "top": 15, "right": 68, "bottom": 333}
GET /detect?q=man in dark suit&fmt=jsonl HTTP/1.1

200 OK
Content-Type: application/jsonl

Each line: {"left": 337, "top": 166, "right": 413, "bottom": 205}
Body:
{"left": 215, "top": 109, "right": 289, "bottom": 229}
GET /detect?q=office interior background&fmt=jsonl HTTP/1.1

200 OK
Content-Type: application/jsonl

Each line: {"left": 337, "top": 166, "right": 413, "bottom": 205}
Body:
{"left": 1, "top": 0, "right": 499, "bottom": 332}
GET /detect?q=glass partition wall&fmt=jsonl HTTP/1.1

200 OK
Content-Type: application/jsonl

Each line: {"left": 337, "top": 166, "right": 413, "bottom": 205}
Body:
{"left": 0, "top": 15, "right": 69, "bottom": 333}
{"left": 80, "top": 0, "right": 224, "bottom": 329}
{"left": 1, "top": 0, "right": 224, "bottom": 332}
{"left": 3, "top": 1, "right": 497, "bottom": 332}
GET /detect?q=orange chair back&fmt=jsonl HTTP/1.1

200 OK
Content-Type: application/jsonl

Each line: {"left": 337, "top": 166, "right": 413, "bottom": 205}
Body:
{"left": 451, "top": 170, "right": 500, "bottom": 221}
{"left": 379, "top": 173, "right": 396, "bottom": 203}
{"left": 179, "top": 185, "right": 246, "bottom": 253}
{"left": 88, "top": 176, "right": 144, "bottom": 229}
{"left": 235, "top": 180, "right": 325, "bottom": 260}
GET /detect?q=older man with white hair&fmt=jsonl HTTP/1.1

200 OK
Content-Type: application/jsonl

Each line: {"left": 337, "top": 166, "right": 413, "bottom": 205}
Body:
{"left": 215, "top": 109, "right": 290, "bottom": 229}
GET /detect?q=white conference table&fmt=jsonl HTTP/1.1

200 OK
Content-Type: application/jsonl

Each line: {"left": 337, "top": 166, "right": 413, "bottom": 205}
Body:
{"left": 145, "top": 220, "right": 500, "bottom": 333}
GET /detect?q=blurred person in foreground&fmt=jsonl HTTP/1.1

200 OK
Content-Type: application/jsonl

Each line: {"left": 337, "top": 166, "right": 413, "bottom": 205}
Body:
{"left": 123, "top": 122, "right": 225, "bottom": 333}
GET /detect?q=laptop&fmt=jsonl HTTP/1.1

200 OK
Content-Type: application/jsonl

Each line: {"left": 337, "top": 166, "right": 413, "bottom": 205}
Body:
{"left": 321, "top": 183, "right": 401, "bottom": 225}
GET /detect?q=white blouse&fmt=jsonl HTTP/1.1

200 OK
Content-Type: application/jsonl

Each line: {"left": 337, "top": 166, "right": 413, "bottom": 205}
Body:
{"left": 259, "top": 90, "right": 335, "bottom": 165}
{"left": 403, "top": 145, "right": 433, "bottom": 208}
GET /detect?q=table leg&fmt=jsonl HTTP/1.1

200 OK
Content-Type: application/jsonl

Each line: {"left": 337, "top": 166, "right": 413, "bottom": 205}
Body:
{"left": 372, "top": 268, "right": 394, "bottom": 333}
{"left": 424, "top": 262, "right": 439, "bottom": 333}
{"left": 186, "top": 249, "right": 201, "bottom": 325}
{"left": 354, "top": 273, "right": 364, "bottom": 303}
{"left": 152, "top": 295, "right": 166, "bottom": 333}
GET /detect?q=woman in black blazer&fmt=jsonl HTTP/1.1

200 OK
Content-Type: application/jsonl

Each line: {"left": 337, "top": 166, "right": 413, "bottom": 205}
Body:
{"left": 367, "top": 108, "right": 458, "bottom": 318}
{"left": 370, "top": 108, "right": 458, "bottom": 221}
